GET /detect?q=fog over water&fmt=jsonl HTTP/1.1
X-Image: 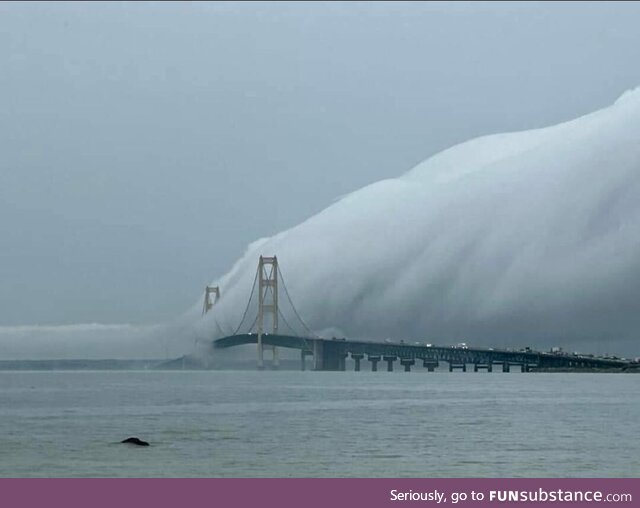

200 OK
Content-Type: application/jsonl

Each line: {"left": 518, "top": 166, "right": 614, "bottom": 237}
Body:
{"left": 197, "top": 88, "right": 640, "bottom": 358}
{"left": 2, "top": 88, "right": 640, "bottom": 360}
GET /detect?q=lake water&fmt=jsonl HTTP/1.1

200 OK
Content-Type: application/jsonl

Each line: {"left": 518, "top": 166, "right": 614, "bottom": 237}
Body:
{"left": 0, "top": 370, "right": 638, "bottom": 477}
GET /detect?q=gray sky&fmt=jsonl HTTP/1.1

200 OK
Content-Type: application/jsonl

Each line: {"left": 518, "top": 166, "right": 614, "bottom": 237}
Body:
{"left": 2, "top": 1, "right": 640, "bottom": 326}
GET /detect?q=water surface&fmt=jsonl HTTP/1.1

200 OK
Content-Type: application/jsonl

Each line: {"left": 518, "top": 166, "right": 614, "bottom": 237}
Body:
{"left": 0, "top": 370, "right": 637, "bottom": 477}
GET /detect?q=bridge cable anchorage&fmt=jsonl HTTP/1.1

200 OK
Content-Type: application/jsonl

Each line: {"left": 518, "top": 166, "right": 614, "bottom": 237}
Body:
{"left": 276, "top": 264, "right": 320, "bottom": 339}
{"left": 232, "top": 266, "right": 260, "bottom": 335}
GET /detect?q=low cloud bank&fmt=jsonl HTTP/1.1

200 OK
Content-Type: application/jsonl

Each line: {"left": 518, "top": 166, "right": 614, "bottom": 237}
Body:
{"left": 4, "top": 89, "right": 640, "bottom": 359}
{"left": 203, "top": 88, "right": 640, "bottom": 357}
{"left": 0, "top": 322, "right": 194, "bottom": 360}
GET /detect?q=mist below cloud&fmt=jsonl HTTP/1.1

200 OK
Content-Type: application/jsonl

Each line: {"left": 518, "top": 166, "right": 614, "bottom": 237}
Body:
{"left": 0, "top": 323, "right": 189, "bottom": 360}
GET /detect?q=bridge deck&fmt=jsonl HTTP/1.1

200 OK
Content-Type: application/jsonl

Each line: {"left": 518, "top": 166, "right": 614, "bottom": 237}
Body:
{"left": 213, "top": 334, "right": 631, "bottom": 371}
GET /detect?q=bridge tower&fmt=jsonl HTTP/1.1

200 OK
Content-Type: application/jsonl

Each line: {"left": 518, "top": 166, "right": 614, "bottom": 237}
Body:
{"left": 202, "top": 286, "right": 220, "bottom": 315}
{"left": 257, "top": 256, "right": 279, "bottom": 369}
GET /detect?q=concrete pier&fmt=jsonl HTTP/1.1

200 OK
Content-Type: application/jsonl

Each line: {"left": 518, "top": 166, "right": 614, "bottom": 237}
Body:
{"left": 352, "top": 353, "right": 364, "bottom": 372}
{"left": 502, "top": 362, "right": 510, "bottom": 373}
{"left": 312, "top": 340, "right": 323, "bottom": 371}
{"left": 449, "top": 362, "right": 467, "bottom": 372}
{"left": 368, "top": 355, "right": 380, "bottom": 372}
{"left": 383, "top": 355, "right": 397, "bottom": 372}
{"left": 400, "top": 358, "right": 415, "bottom": 372}
{"left": 300, "top": 350, "right": 314, "bottom": 371}
{"left": 422, "top": 359, "right": 439, "bottom": 372}
{"left": 314, "top": 340, "right": 349, "bottom": 371}
{"left": 474, "top": 363, "right": 492, "bottom": 372}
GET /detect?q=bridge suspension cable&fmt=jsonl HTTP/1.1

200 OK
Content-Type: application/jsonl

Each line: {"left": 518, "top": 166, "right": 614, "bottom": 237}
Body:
{"left": 213, "top": 319, "right": 225, "bottom": 337}
{"left": 232, "top": 267, "right": 260, "bottom": 335}
{"left": 276, "top": 307, "right": 299, "bottom": 336}
{"left": 213, "top": 317, "right": 233, "bottom": 337}
{"left": 276, "top": 264, "right": 319, "bottom": 339}
{"left": 277, "top": 307, "right": 314, "bottom": 353}
{"left": 224, "top": 257, "right": 318, "bottom": 347}
{"left": 246, "top": 313, "right": 259, "bottom": 335}
{"left": 201, "top": 285, "right": 233, "bottom": 338}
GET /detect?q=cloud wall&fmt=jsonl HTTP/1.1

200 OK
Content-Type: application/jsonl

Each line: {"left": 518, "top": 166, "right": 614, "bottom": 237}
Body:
{"left": 204, "top": 88, "right": 640, "bottom": 356}
{"left": 3, "top": 88, "right": 640, "bottom": 359}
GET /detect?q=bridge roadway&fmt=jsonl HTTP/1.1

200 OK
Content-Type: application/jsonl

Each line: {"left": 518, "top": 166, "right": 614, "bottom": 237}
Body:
{"left": 213, "top": 334, "right": 631, "bottom": 372}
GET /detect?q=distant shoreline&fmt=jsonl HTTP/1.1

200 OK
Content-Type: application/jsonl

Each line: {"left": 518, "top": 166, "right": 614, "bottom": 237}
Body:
{"left": 0, "top": 358, "right": 302, "bottom": 371}
{"left": 0, "top": 359, "right": 163, "bottom": 371}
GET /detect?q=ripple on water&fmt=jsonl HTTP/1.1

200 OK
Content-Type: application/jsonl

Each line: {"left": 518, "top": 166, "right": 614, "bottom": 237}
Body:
{"left": 1, "top": 371, "right": 639, "bottom": 477}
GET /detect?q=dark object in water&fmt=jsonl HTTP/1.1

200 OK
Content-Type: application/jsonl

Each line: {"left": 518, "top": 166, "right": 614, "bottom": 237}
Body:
{"left": 121, "top": 437, "right": 149, "bottom": 446}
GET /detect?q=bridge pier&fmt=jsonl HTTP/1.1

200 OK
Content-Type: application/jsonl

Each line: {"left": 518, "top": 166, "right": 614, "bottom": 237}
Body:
{"left": 474, "top": 363, "right": 492, "bottom": 372}
{"left": 312, "top": 340, "right": 323, "bottom": 371}
{"left": 300, "top": 350, "right": 313, "bottom": 371}
{"left": 257, "top": 341, "right": 265, "bottom": 370}
{"left": 352, "top": 353, "right": 364, "bottom": 372}
{"left": 368, "top": 355, "right": 380, "bottom": 372}
{"left": 449, "top": 362, "right": 467, "bottom": 372}
{"left": 384, "top": 355, "right": 397, "bottom": 372}
{"left": 338, "top": 353, "right": 347, "bottom": 371}
{"left": 400, "top": 358, "right": 415, "bottom": 372}
{"left": 422, "top": 359, "right": 439, "bottom": 372}
{"left": 502, "top": 362, "right": 510, "bottom": 373}
{"left": 315, "top": 340, "right": 348, "bottom": 371}
{"left": 258, "top": 344, "right": 280, "bottom": 370}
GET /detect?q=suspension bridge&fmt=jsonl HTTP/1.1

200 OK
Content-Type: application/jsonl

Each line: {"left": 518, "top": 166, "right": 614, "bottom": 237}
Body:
{"left": 204, "top": 256, "right": 634, "bottom": 372}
